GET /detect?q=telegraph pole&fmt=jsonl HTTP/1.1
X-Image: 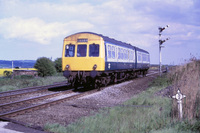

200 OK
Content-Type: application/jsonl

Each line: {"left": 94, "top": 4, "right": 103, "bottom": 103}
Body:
{"left": 158, "top": 25, "right": 169, "bottom": 76}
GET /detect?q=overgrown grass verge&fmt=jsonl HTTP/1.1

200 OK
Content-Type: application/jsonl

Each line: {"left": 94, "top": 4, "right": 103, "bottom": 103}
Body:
{"left": 168, "top": 59, "right": 200, "bottom": 120}
{"left": 45, "top": 75, "right": 193, "bottom": 133}
{"left": 0, "top": 74, "right": 66, "bottom": 92}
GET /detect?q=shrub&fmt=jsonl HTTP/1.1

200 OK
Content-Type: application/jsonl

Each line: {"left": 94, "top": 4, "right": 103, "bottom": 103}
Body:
{"left": 34, "top": 57, "right": 56, "bottom": 77}
{"left": 54, "top": 58, "right": 62, "bottom": 73}
{"left": 3, "top": 70, "right": 12, "bottom": 77}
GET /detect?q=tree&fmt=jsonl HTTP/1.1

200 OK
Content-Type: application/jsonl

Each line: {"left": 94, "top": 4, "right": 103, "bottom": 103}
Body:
{"left": 54, "top": 58, "right": 62, "bottom": 73}
{"left": 34, "top": 57, "right": 56, "bottom": 77}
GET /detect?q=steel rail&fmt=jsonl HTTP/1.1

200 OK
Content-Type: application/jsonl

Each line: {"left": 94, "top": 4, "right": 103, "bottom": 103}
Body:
{"left": 0, "top": 81, "right": 68, "bottom": 96}
{"left": 0, "top": 83, "right": 70, "bottom": 100}
{"left": 0, "top": 89, "right": 74, "bottom": 112}
{"left": 0, "top": 89, "right": 97, "bottom": 118}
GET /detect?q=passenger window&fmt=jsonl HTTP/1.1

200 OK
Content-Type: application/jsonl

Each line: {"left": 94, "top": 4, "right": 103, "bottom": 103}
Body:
{"left": 112, "top": 46, "right": 115, "bottom": 59}
{"left": 130, "top": 51, "right": 133, "bottom": 60}
{"left": 77, "top": 45, "right": 87, "bottom": 57}
{"left": 89, "top": 44, "right": 99, "bottom": 57}
{"left": 124, "top": 49, "right": 127, "bottom": 60}
{"left": 138, "top": 53, "right": 142, "bottom": 61}
{"left": 142, "top": 54, "right": 145, "bottom": 61}
{"left": 118, "top": 47, "right": 120, "bottom": 59}
{"left": 65, "top": 44, "right": 75, "bottom": 57}
{"left": 120, "top": 48, "right": 123, "bottom": 60}
{"left": 108, "top": 45, "right": 111, "bottom": 59}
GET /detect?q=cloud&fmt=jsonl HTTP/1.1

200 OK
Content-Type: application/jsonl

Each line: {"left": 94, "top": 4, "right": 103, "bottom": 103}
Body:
{"left": 0, "top": 0, "right": 200, "bottom": 63}
{"left": 0, "top": 17, "right": 93, "bottom": 44}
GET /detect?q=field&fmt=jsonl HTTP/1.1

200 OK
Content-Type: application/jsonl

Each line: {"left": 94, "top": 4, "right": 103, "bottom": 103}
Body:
{"left": 0, "top": 68, "right": 37, "bottom": 77}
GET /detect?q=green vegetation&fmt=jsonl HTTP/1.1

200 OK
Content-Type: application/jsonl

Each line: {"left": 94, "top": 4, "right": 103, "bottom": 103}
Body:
{"left": 44, "top": 60, "right": 200, "bottom": 133}
{"left": 44, "top": 75, "right": 173, "bottom": 133}
{"left": 54, "top": 58, "right": 62, "bottom": 73}
{"left": 0, "top": 57, "right": 65, "bottom": 92}
{"left": 0, "top": 75, "right": 66, "bottom": 92}
{"left": 34, "top": 57, "right": 57, "bottom": 77}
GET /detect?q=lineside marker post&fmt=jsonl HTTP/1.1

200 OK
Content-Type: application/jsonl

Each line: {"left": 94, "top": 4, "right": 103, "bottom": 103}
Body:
{"left": 172, "top": 88, "right": 186, "bottom": 121}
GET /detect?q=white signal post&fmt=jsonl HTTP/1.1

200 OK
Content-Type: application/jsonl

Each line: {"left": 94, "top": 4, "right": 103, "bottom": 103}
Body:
{"left": 172, "top": 89, "right": 186, "bottom": 121}
{"left": 158, "top": 25, "right": 169, "bottom": 76}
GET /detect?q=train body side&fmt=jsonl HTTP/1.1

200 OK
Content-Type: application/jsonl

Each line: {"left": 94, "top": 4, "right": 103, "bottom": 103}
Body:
{"left": 103, "top": 41, "right": 150, "bottom": 72}
{"left": 135, "top": 47, "right": 150, "bottom": 70}
{"left": 104, "top": 41, "right": 136, "bottom": 71}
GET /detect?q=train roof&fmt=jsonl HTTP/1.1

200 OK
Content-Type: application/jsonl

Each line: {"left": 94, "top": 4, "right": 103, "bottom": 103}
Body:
{"left": 65, "top": 32, "right": 149, "bottom": 54}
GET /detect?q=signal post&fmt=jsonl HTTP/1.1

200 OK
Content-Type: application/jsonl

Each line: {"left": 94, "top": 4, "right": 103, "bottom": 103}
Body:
{"left": 158, "top": 25, "right": 169, "bottom": 76}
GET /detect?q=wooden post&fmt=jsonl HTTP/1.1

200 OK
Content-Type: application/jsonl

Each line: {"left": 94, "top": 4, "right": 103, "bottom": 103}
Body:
{"left": 172, "top": 89, "right": 186, "bottom": 120}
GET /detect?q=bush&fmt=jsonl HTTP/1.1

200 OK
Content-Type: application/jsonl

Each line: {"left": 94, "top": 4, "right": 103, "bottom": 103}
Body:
{"left": 54, "top": 58, "right": 62, "bottom": 73}
{"left": 3, "top": 70, "right": 12, "bottom": 77}
{"left": 34, "top": 57, "right": 56, "bottom": 77}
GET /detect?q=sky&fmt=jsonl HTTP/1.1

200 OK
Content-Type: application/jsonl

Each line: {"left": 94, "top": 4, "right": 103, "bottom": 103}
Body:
{"left": 0, "top": 0, "right": 200, "bottom": 65}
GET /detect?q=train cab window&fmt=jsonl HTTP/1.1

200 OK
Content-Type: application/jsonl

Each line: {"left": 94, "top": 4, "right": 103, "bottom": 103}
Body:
{"left": 77, "top": 45, "right": 87, "bottom": 57}
{"left": 65, "top": 44, "right": 75, "bottom": 57}
{"left": 89, "top": 44, "right": 99, "bottom": 57}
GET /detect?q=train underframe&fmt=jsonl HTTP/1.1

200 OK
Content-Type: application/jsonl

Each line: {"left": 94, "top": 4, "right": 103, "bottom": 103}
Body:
{"left": 63, "top": 69, "right": 148, "bottom": 90}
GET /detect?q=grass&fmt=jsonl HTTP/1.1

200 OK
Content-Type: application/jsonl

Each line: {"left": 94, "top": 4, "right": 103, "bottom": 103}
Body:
{"left": 0, "top": 74, "right": 66, "bottom": 92}
{"left": 44, "top": 72, "right": 200, "bottom": 133}
{"left": 44, "top": 75, "right": 177, "bottom": 133}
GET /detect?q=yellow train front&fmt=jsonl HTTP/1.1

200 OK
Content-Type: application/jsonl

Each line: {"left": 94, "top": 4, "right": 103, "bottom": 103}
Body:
{"left": 62, "top": 32, "right": 106, "bottom": 89}
{"left": 62, "top": 32, "right": 150, "bottom": 89}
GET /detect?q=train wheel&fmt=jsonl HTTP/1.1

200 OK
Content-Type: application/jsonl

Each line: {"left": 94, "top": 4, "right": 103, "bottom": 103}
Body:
{"left": 104, "top": 79, "right": 108, "bottom": 87}
{"left": 142, "top": 71, "right": 147, "bottom": 77}
{"left": 74, "top": 82, "right": 78, "bottom": 91}
{"left": 73, "top": 79, "right": 80, "bottom": 91}
{"left": 101, "top": 77, "right": 108, "bottom": 87}
{"left": 92, "top": 78, "right": 100, "bottom": 90}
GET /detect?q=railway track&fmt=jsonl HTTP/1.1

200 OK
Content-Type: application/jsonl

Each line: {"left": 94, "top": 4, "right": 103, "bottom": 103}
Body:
{"left": 0, "top": 82, "right": 70, "bottom": 101}
{"left": 0, "top": 89, "right": 97, "bottom": 118}
{"left": 0, "top": 82, "right": 72, "bottom": 117}
{"left": 0, "top": 70, "right": 160, "bottom": 119}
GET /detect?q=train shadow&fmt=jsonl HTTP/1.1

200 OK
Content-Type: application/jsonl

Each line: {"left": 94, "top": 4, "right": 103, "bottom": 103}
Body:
{"left": 48, "top": 85, "right": 72, "bottom": 92}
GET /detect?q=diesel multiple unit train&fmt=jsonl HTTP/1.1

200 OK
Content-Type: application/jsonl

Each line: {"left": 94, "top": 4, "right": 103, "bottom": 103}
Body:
{"left": 62, "top": 32, "right": 150, "bottom": 89}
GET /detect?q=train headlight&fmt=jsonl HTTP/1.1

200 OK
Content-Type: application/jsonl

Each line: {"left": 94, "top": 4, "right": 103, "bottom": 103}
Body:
{"left": 66, "top": 65, "right": 70, "bottom": 70}
{"left": 93, "top": 64, "right": 97, "bottom": 70}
